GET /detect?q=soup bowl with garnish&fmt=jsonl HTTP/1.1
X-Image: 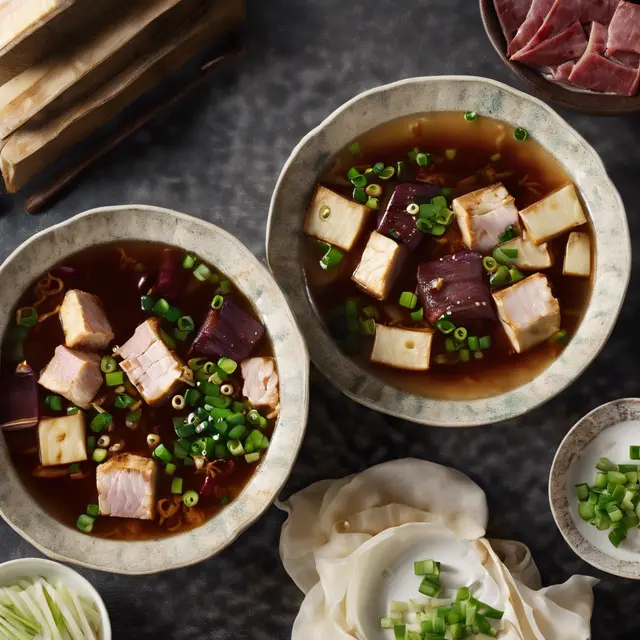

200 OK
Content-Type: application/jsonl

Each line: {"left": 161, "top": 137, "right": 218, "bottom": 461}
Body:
{"left": 0, "top": 205, "right": 309, "bottom": 574}
{"left": 267, "top": 76, "right": 629, "bottom": 427}
{"left": 550, "top": 398, "right": 640, "bottom": 579}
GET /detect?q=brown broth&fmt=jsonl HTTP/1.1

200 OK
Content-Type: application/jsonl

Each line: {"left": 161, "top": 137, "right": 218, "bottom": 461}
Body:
{"left": 305, "top": 112, "right": 593, "bottom": 401}
{"left": 1, "top": 242, "right": 275, "bottom": 540}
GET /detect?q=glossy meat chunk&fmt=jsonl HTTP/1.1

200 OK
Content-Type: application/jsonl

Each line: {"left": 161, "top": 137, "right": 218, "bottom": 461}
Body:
{"left": 509, "top": 0, "right": 555, "bottom": 56}
{"left": 97, "top": 453, "right": 157, "bottom": 520}
{"left": 377, "top": 183, "right": 440, "bottom": 250}
{"left": 117, "top": 318, "right": 184, "bottom": 405}
{"left": 606, "top": 1, "right": 640, "bottom": 57}
{"left": 241, "top": 357, "right": 280, "bottom": 416}
{"left": 417, "top": 250, "right": 496, "bottom": 327}
{"left": 494, "top": 0, "right": 532, "bottom": 42}
{"left": 150, "top": 248, "right": 187, "bottom": 302}
{"left": 59, "top": 289, "right": 114, "bottom": 350}
{"left": 513, "top": 21, "right": 587, "bottom": 65}
{"left": 190, "top": 299, "right": 265, "bottom": 361}
{"left": 38, "top": 345, "right": 102, "bottom": 409}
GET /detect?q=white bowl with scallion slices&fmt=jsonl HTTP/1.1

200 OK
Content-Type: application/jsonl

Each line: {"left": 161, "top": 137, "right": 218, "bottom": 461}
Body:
{"left": 0, "top": 557, "right": 111, "bottom": 639}
{"left": 550, "top": 398, "right": 640, "bottom": 578}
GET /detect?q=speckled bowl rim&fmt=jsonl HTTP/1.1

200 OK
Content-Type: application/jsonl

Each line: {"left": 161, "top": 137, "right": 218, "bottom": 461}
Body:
{"left": 266, "top": 75, "right": 630, "bottom": 427}
{"left": 549, "top": 398, "right": 640, "bottom": 579}
{"left": 0, "top": 205, "right": 309, "bottom": 574}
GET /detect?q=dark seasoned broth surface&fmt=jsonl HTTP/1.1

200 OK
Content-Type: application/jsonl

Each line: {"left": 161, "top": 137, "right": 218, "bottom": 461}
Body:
{"left": 305, "top": 112, "right": 593, "bottom": 400}
{"left": 2, "top": 242, "right": 274, "bottom": 540}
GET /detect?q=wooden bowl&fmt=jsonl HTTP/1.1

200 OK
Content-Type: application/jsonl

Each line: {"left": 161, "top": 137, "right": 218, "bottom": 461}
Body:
{"left": 479, "top": 0, "right": 640, "bottom": 115}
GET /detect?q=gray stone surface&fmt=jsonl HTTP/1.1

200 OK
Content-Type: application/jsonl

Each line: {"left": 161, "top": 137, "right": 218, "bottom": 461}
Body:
{"left": 0, "top": 0, "right": 638, "bottom": 637}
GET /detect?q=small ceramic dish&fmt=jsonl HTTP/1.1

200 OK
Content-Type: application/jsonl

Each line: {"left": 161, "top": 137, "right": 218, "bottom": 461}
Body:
{"left": 0, "top": 557, "right": 111, "bottom": 638}
{"left": 479, "top": 0, "right": 640, "bottom": 116}
{"left": 0, "top": 205, "right": 309, "bottom": 574}
{"left": 267, "top": 75, "right": 630, "bottom": 427}
{"left": 550, "top": 398, "right": 640, "bottom": 579}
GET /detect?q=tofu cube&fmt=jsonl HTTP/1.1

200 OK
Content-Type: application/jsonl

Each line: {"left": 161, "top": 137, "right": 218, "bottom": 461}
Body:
{"left": 304, "top": 185, "right": 371, "bottom": 251}
{"left": 38, "top": 413, "right": 87, "bottom": 467}
{"left": 59, "top": 289, "right": 114, "bottom": 350}
{"left": 563, "top": 232, "right": 591, "bottom": 277}
{"left": 371, "top": 326, "right": 434, "bottom": 371}
{"left": 453, "top": 183, "right": 519, "bottom": 253}
{"left": 519, "top": 183, "right": 587, "bottom": 245}
{"left": 351, "top": 231, "right": 407, "bottom": 300}
{"left": 492, "top": 273, "right": 560, "bottom": 353}
{"left": 499, "top": 235, "right": 553, "bottom": 270}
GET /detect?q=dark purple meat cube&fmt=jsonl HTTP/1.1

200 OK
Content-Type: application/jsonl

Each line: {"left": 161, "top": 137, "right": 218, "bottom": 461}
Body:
{"left": 377, "top": 183, "right": 441, "bottom": 250}
{"left": 150, "top": 248, "right": 187, "bottom": 302}
{"left": 189, "top": 299, "right": 265, "bottom": 361}
{"left": 417, "top": 250, "right": 496, "bottom": 326}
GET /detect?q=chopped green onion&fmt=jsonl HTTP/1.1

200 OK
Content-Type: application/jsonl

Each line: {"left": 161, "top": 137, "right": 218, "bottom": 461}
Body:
{"left": 479, "top": 335, "right": 492, "bottom": 350}
{"left": 193, "top": 263, "right": 212, "bottom": 281}
{"left": 77, "top": 514, "right": 95, "bottom": 533}
{"left": 16, "top": 307, "right": 38, "bottom": 328}
{"left": 100, "top": 356, "right": 118, "bottom": 373}
{"left": 514, "top": 127, "right": 529, "bottom": 141}
{"left": 464, "top": 111, "right": 477, "bottom": 122}
{"left": 406, "top": 203, "right": 420, "bottom": 215}
{"left": 347, "top": 167, "right": 360, "bottom": 180}
{"left": 482, "top": 256, "right": 499, "bottom": 273}
{"left": 396, "top": 161, "right": 408, "bottom": 180}
{"left": 114, "top": 394, "right": 135, "bottom": 409}
{"left": 348, "top": 141, "right": 360, "bottom": 156}
{"left": 630, "top": 446, "right": 640, "bottom": 460}
{"left": 379, "top": 166, "right": 395, "bottom": 180}
{"left": 164, "top": 306, "right": 182, "bottom": 323}
{"left": 188, "top": 357, "right": 207, "bottom": 370}
{"left": 509, "top": 268, "right": 524, "bottom": 283}
{"left": 551, "top": 330, "right": 570, "bottom": 345}
{"left": 182, "top": 253, "right": 197, "bottom": 269}
{"left": 160, "top": 329, "right": 175, "bottom": 349}
{"left": 350, "top": 174, "right": 367, "bottom": 188}
{"left": 126, "top": 408, "right": 142, "bottom": 426}
{"left": 459, "top": 349, "right": 470, "bottom": 362}
{"left": 45, "top": 395, "right": 63, "bottom": 412}
{"left": 474, "top": 351, "right": 484, "bottom": 360}
{"left": 576, "top": 483, "right": 590, "bottom": 501}
{"left": 410, "top": 307, "right": 424, "bottom": 322}
{"left": 359, "top": 318, "right": 376, "bottom": 336}
{"left": 414, "top": 560, "right": 439, "bottom": 575}
{"left": 365, "top": 197, "right": 379, "bottom": 210}
{"left": 362, "top": 305, "right": 379, "bottom": 320}
{"left": 493, "top": 247, "right": 517, "bottom": 265}
{"left": 67, "top": 406, "right": 80, "bottom": 415}
{"left": 183, "top": 490, "right": 199, "bottom": 507}
{"left": 436, "top": 318, "right": 455, "bottom": 334}
{"left": 416, "top": 152, "right": 431, "bottom": 166}
{"left": 416, "top": 218, "right": 432, "bottom": 233}
{"left": 105, "top": 371, "right": 124, "bottom": 387}
{"left": 141, "top": 295, "right": 155, "bottom": 311}
{"left": 349, "top": 186, "right": 367, "bottom": 205}
{"left": 453, "top": 327, "right": 467, "bottom": 342}
{"left": 165, "top": 463, "right": 177, "bottom": 476}
{"left": 445, "top": 338, "right": 457, "bottom": 353}
{"left": 92, "top": 448, "right": 107, "bottom": 464}
{"left": 69, "top": 463, "right": 80, "bottom": 475}
{"left": 185, "top": 388, "right": 203, "bottom": 408}
{"left": 176, "top": 316, "right": 195, "bottom": 333}
{"left": 86, "top": 504, "right": 100, "bottom": 518}
{"left": 171, "top": 478, "right": 184, "bottom": 494}
{"left": 211, "top": 295, "right": 224, "bottom": 310}
{"left": 498, "top": 225, "right": 519, "bottom": 243}
{"left": 418, "top": 578, "right": 441, "bottom": 598}
{"left": 153, "top": 298, "right": 170, "bottom": 315}
{"left": 490, "top": 265, "right": 510, "bottom": 287}
{"left": 468, "top": 336, "right": 480, "bottom": 351}
{"left": 435, "top": 209, "right": 454, "bottom": 226}
{"left": 408, "top": 146, "right": 420, "bottom": 162}
{"left": 245, "top": 452, "right": 260, "bottom": 463}
{"left": 220, "top": 280, "right": 232, "bottom": 295}
{"left": 227, "top": 439, "right": 245, "bottom": 457}
{"left": 430, "top": 223, "right": 446, "bottom": 236}
{"left": 153, "top": 444, "right": 173, "bottom": 464}
{"left": 399, "top": 291, "right": 418, "bottom": 309}
{"left": 217, "top": 357, "right": 238, "bottom": 375}
{"left": 440, "top": 187, "right": 453, "bottom": 198}
{"left": 366, "top": 184, "right": 382, "bottom": 197}
{"left": 90, "top": 412, "right": 112, "bottom": 433}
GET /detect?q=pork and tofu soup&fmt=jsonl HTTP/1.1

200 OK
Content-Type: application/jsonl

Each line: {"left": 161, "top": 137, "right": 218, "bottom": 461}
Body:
{"left": 304, "top": 112, "right": 593, "bottom": 401}
{"left": 0, "top": 243, "right": 279, "bottom": 539}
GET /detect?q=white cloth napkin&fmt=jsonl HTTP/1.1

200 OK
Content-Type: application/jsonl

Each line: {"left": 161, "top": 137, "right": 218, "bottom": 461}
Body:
{"left": 278, "top": 459, "right": 597, "bottom": 640}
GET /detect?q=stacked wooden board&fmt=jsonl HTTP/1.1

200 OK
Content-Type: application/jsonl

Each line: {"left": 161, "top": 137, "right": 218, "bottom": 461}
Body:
{"left": 0, "top": 0, "right": 246, "bottom": 192}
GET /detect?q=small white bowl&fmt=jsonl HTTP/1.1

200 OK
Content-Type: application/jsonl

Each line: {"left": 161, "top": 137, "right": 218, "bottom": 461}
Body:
{"left": 549, "top": 398, "right": 640, "bottom": 579}
{"left": 0, "top": 557, "right": 111, "bottom": 639}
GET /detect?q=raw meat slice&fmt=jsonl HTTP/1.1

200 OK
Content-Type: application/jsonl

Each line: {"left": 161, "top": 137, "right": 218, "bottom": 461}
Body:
{"left": 38, "top": 345, "right": 102, "bottom": 409}
{"left": 610, "top": 51, "right": 640, "bottom": 66}
{"left": 513, "top": 21, "right": 587, "bottom": 65}
{"left": 494, "top": 0, "right": 533, "bottom": 42}
{"left": 97, "top": 453, "right": 157, "bottom": 520}
{"left": 514, "top": 0, "right": 618, "bottom": 58}
{"left": 606, "top": 1, "right": 640, "bottom": 57}
{"left": 588, "top": 22, "right": 610, "bottom": 55}
{"left": 547, "top": 59, "right": 576, "bottom": 80}
{"left": 417, "top": 250, "right": 496, "bottom": 327}
{"left": 150, "top": 248, "right": 187, "bottom": 303}
{"left": 508, "top": 0, "right": 555, "bottom": 56}
{"left": 569, "top": 52, "right": 640, "bottom": 95}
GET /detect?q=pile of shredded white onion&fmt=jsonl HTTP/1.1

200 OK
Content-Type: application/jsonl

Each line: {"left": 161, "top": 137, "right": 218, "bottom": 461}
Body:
{"left": 0, "top": 577, "right": 101, "bottom": 640}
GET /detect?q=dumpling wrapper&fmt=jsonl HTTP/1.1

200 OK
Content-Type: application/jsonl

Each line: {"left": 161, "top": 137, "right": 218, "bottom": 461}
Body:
{"left": 278, "top": 459, "right": 597, "bottom": 640}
